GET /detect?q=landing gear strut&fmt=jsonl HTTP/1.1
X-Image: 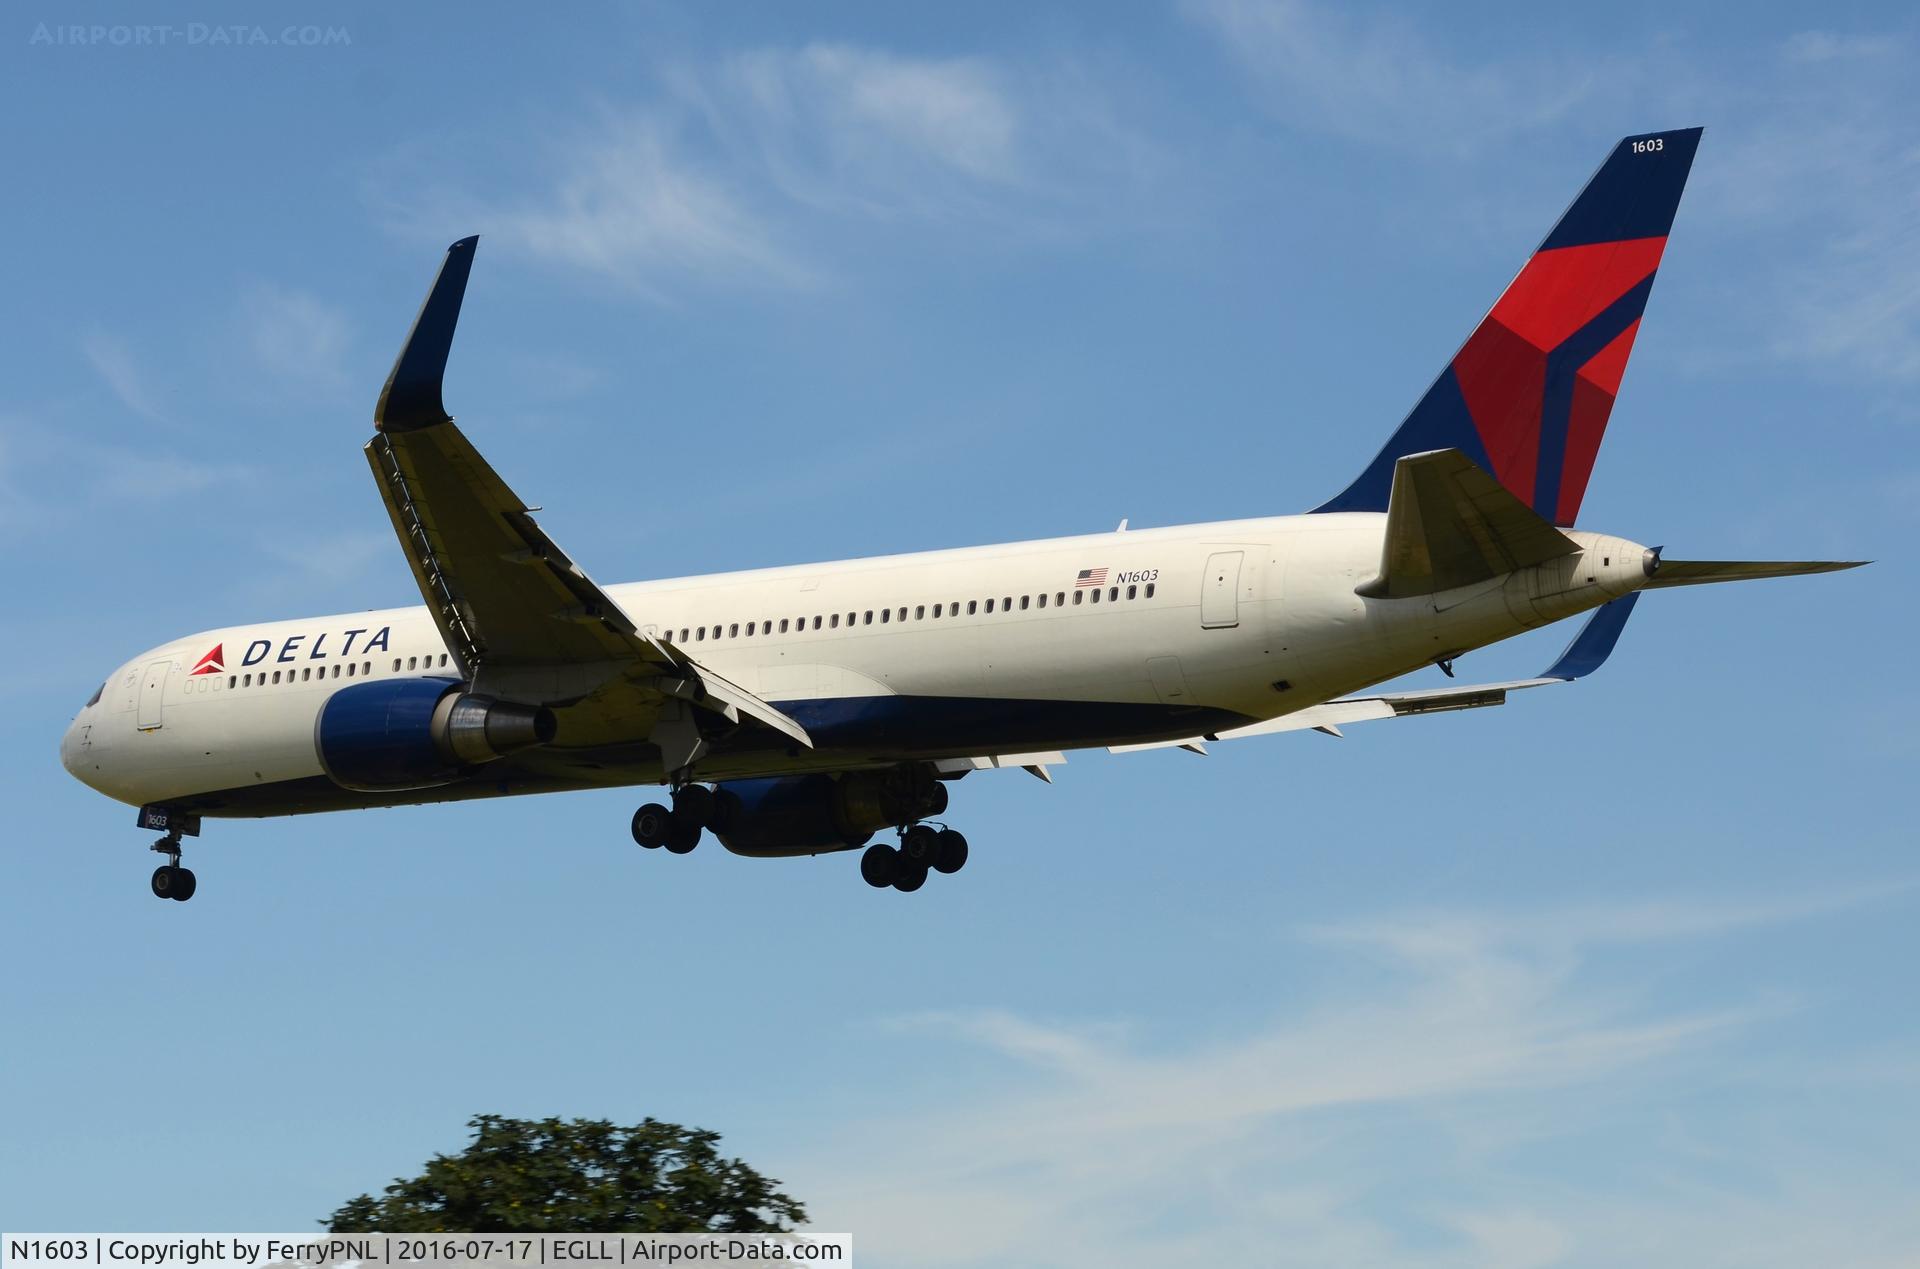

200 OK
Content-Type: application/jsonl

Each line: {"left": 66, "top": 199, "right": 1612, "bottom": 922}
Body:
{"left": 149, "top": 832, "right": 196, "bottom": 902}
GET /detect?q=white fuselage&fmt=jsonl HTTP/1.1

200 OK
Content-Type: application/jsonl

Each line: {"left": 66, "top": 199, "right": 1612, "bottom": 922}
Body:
{"left": 60, "top": 512, "right": 1650, "bottom": 816}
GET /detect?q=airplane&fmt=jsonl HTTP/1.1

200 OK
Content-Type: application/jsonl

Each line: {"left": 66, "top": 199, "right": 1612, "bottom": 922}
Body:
{"left": 60, "top": 126, "right": 1863, "bottom": 902}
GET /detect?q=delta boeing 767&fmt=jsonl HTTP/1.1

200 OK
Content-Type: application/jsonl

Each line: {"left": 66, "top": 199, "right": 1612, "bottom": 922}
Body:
{"left": 60, "top": 127, "right": 1862, "bottom": 901}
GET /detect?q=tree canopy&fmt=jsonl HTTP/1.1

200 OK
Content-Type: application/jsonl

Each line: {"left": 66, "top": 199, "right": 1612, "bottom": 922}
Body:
{"left": 325, "top": 1114, "right": 806, "bottom": 1233}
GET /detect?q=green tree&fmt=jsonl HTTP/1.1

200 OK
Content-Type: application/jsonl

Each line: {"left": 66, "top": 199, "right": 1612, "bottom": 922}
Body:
{"left": 324, "top": 1114, "right": 806, "bottom": 1233}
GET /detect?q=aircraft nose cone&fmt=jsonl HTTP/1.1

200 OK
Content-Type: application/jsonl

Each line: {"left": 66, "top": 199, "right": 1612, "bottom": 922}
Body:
{"left": 59, "top": 719, "right": 80, "bottom": 777}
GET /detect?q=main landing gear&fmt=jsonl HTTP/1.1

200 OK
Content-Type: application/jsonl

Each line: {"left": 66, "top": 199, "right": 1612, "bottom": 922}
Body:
{"left": 631, "top": 784, "right": 713, "bottom": 855}
{"left": 860, "top": 823, "right": 968, "bottom": 894}
{"left": 149, "top": 832, "right": 196, "bottom": 902}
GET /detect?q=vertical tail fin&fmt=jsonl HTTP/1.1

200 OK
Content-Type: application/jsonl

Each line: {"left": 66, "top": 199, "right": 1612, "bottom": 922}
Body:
{"left": 1314, "top": 127, "right": 1702, "bottom": 526}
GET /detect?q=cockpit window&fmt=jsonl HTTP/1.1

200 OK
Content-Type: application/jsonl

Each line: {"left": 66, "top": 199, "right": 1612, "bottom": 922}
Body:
{"left": 86, "top": 681, "right": 104, "bottom": 708}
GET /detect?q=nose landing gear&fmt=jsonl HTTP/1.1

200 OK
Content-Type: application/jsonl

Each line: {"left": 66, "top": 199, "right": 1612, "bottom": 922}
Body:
{"left": 137, "top": 806, "right": 200, "bottom": 902}
{"left": 149, "top": 834, "right": 196, "bottom": 902}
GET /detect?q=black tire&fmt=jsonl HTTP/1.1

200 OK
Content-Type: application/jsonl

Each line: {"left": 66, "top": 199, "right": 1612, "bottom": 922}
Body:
{"left": 932, "top": 829, "right": 969, "bottom": 875}
{"left": 860, "top": 843, "right": 899, "bottom": 888}
{"left": 900, "top": 823, "right": 939, "bottom": 866}
{"left": 664, "top": 820, "right": 701, "bottom": 854}
{"left": 631, "top": 803, "right": 671, "bottom": 848}
{"left": 150, "top": 865, "right": 176, "bottom": 899}
{"left": 924, "top": 782, "right": 950, "bottom": 818}
{"left": 171, "top": 868, "right": 197, "bottom": 901}
{"left": 892, "top": 863, "right": 928, "bottom": 893}
{"left": 672, "top": 783, "right": 716, "bottom": 828}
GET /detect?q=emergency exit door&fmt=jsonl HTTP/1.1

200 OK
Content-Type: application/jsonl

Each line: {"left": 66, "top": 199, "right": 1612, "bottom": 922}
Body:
{"left": 1201, "top": 551, "right": 1243, "bottom": 628}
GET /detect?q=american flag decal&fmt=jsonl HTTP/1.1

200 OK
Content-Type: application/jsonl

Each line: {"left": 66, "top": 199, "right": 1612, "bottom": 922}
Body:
{"left": 1075, "top": 567, "right": 1108, "bottom": 588}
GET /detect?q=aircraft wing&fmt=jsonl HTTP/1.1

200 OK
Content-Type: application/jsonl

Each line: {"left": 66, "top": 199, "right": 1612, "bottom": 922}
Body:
{"left": 1110, "top": 592, "right": 1640, "bottom": 755}
{"left": 365, "top": 237, "right": 810, "bottom": 751}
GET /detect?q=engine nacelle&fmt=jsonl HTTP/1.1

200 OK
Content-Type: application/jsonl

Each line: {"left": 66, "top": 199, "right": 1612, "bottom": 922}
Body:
{"left": 315, "top": 677, "right": 556, "bottom": 792}
{"left": 711, "top": 768, "right": 949, "bottom": 858}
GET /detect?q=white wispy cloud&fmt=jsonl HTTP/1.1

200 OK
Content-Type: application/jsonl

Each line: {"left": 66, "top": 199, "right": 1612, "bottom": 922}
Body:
{"left": 378, "top": 42, "right": 1159, "bottom": 298}
{"left": 82, "top": 329, "right": 167, "bottom": 422}
{"left": 1182, "top": 0, "right": 1600, "bottom": 153}
{"left": 0, "top": 415, "right": 250, "bottom": 526}
{"left": 788, "top": 888, "right": 1910, "bottom": 1267}
{"left": 237, "top": 281, "right": 353, "bottom": 384}
{"left": 1782, "top": 30, "right": 1905, "bottom": 63}
{"left": 487, "top": 113, "right": 814, "bottom": 298}
{"left": 1681, "top": 33, "right": 1920, "bottom": 390}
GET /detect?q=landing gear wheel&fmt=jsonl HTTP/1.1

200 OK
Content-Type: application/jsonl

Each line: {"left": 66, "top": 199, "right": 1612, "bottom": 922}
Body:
{"left": 672, "top": 784, "right": 716, "bottom": 828}
{"left": 664, "top": 819, "right": 701, "bottom": 854}
{"left": 892, "top": 863, "right": 929, "bottom": 893}
{"left": 861, "top": 843, "right": 900, "bottom": 889}
{"left": 900, "top": 823, "right": 940, "bottom": 867}
{"left": 151, "top": 864, "right": 194, "bottom": 901}
{"left": 631, "top": 804, "right": 671, "bottom": 848}
{"left": 932, "top": 829, "right": 969, "bottom": 875}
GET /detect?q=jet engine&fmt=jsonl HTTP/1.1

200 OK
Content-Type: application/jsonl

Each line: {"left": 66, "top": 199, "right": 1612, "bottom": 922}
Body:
{"left": 315, "top": 677, "right": 556, "bottom": 792}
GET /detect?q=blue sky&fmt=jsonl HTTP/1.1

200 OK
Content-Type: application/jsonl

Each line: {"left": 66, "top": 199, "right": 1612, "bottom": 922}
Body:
{"left": 3, "top": 2, "right": 1917, "bottom": 1264}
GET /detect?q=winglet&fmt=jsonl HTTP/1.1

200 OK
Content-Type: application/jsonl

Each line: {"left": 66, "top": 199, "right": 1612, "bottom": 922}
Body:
{"left": 1540, "top": 592, "right": 1639, "bottom": 681}
{"left": 375, "top": 236, "right": 479, "bottom": 433}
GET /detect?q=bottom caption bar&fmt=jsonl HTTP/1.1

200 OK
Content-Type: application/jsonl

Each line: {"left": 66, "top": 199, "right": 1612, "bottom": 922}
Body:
{"left": 3, "top": 1237, "right": 852, "bottom": 1268}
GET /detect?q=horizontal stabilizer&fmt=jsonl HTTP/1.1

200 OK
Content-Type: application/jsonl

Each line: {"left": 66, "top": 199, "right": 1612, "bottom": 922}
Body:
{"left": 1643, "top": 559, "right": 1867, "bottom": 589}
{"left": 1359, "top": 448, "right": 1578, "bottom": 598}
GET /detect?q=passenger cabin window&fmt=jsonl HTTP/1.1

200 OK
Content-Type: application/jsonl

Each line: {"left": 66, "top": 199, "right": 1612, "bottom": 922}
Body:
{"left": 1146, "top": 582, "right": 1156, "bottom": 598}
{"left": 1109, "top": 586, "right": 1119, "bottom": 602}
{"left": 830, "top": 614, "right": 840, "bottom": 629}
{"left": 1073, "top": 591, "right": 1084, "bottom": 605}
{"left": 1127, "top": 584, "right": 1138, "bottom": 599}
{"left": 880, "top": 609, "right": 890, "bottom": 624}
{"left": 915, "top": 605, "right": 925, "bottom": 620}
{"left": 1020, "top": 596, "right": 1030, "bottom": 610}
{"left": 812, "top": 616, "right": 822, "bottom": 630}
{"left": 985, "top": 598, "right": 995, "bottom": 613}
{"left": 1056, "top": 591, "right": 1067, "bottom": 606}
{"left": 863, "top": 611, "right": 873, "bottom": 625}
{"left": 968, "top": 601, "right": 978, "bottom": 615}
{"left": 1037, "top": 593, "right": 1047, "bottom": 608}
{"left": 729, "top": 623, "right": 739, "bottom": 638}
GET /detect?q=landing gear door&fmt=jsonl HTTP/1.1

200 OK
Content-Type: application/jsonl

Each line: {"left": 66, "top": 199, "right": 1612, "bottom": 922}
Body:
{"left": 136, "top": 658, "right": 172, "bottom": 731}
{"left": 1201, "top": 551, "right": 1244, "bottom": 629}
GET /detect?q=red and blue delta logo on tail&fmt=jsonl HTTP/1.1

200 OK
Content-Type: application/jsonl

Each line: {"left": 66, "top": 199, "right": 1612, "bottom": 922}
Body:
{"left": 1316, "top": 127, "right": 1703, "bottom": 527}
